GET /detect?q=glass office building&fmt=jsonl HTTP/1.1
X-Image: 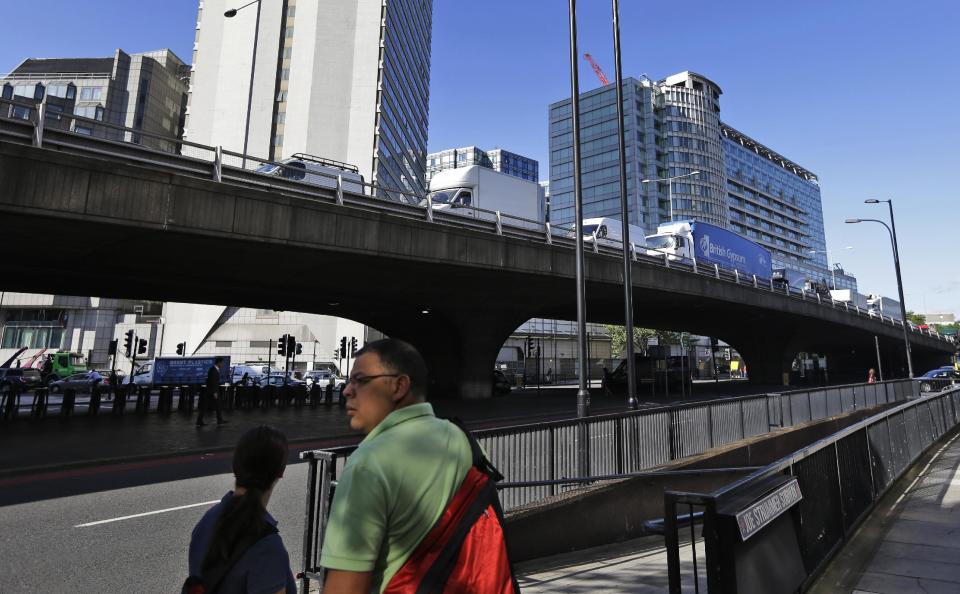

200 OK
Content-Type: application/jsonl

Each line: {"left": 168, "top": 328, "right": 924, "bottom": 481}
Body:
{"left": 548, "top": 70, "right": 849, "bottom": 288}
{"left": 426, "top": 146, "right": 538, "bottom": 184}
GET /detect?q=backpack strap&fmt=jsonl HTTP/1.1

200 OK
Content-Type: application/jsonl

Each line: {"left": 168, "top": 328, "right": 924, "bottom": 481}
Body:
{"left": 183, "top": 524, "right": 278, "bottom": 594}
{"left": 449, "top": 417, "right": 503, "bottom": 482}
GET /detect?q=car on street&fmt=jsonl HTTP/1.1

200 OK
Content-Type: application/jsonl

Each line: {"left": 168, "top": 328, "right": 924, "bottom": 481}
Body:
{"left": 259, "top": 374, "right": 305, "bottom": 387}
{"left": 231, "top": 364, "right": 266, "bottom": 385}
{"left": 303, "top": 370, "right": 345, "bottom": 389}
{"left": 0, "top": 367, "right": 43, "bottom": 395}
{"left": 48, "top": 371, "right": 111, "bottom": 393}
{"left": 916, "top": 368, "right": 960, "bottom": 393}
{"left": 255, "top": 154, "right": 365, "bottom": 193}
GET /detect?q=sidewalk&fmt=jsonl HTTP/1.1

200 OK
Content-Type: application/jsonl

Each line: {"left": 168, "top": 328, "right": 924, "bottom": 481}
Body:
{"left": 811, "top": 431, "right": 960, "bottom": 593}
{"left": 517, "top": 534, "right": 704, "bottom": 593}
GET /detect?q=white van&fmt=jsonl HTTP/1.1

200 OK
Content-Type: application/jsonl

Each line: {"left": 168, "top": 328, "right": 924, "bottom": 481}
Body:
{"left": 577, "top": 217, "right": 647, "bottom": 249}
{"left": 256, "top": 153, "right": 365, "bottom": 194}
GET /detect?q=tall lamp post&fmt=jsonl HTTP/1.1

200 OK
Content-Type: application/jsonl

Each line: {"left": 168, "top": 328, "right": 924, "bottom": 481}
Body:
{"left": 224, "top": 0, "right": 262, "bottom": 169}
{"left": 846, "top": 202, "right": 914, "bottom": 377}
{"left": 610, "top": 0, "right": 638, "bottom": 410}
{"left": 808, "top": 246, "right": 852, "bottom": 290}
{"left": 641, "top": 171, "right": 700, "bottom": 222}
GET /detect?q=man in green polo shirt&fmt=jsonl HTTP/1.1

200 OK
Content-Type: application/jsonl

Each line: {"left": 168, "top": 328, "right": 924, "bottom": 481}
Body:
{"left": 320, "top": 339, "right": 473, "bottom": 594}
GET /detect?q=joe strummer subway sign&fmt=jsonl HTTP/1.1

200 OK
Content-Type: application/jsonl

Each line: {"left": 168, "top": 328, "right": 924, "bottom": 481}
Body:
{"left": 735, "top": 478, "right": 803, "bottom": 541}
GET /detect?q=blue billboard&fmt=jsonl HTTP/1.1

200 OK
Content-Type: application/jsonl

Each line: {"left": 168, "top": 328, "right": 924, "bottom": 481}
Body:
{"left": 691, "top": 221, "right": 772, "bottom": 280}
{"left": 153, "top": 356, "right": 230, "bottom": 385}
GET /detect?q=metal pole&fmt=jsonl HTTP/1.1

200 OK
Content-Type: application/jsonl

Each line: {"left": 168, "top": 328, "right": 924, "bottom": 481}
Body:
{"left": 240, "top": 0, "right": 262, "bottom": 169}
{"left": 668, "top": 178, "right": 673, "bottom": 222}
{"left": 611, "top": 0, "right": 637, "bottom": 410}
{"left": 886, "top": 201, "right": 914, "bottom": 378}
{"left": 874, "top": 335, "right": 884, "bottom": 381}
{"left": 568, "top": 0, "right": 590, "bottom": 479}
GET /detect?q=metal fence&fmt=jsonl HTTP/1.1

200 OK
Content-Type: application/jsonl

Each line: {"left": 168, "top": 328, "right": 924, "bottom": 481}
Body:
{"left": 297, "top": 379, "right": 917, "bottom": 591}
{"left": 664, "top": 384, "right": 960, "bottom": 593}
{"left": 0, "top": 97, "right": 951, "bottom": 345}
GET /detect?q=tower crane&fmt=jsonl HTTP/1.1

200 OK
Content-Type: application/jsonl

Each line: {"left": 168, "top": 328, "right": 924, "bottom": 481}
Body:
{"left": 583, "top": 53, "right": 610, "bottom": 86}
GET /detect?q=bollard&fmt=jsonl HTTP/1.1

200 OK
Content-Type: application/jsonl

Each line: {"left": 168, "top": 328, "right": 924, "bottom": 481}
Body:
{"left": 309, "top": 384, "right": 321, "bottom": 407}
{"left": 158, "top": 386, "right": 172, "bottom": 414}
{"left": 62, "top": 388, "right": 76, "bottom": 418}
{"left": 138, "top": 387, "right": 151, "bottom": 413}
{"left": 187, "top": 385, "right": 198, "bottom": 412}
{"left": 325, "top": 383, "right": 333, "bottom": 406}
{"left": 337, "top": 385, "right": 346, "bottom": 407}
{"left": 2, "top": 387, "right": 16, "bottom": 420}
{"left": 32, "top": 388, "right": 48, "bottom": 418}
{"left": 89, "top": 386, "right": 102, "bottom": 416}
{"left": 113, "top": 386, "right": 128, "bottom": 415}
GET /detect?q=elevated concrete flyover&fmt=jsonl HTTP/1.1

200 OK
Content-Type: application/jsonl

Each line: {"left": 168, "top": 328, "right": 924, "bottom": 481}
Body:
{"left": 0, "top": 139, "right": 951, "bottom": 398}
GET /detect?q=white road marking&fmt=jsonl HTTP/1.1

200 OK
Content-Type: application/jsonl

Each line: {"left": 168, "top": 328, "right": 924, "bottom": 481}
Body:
{"left": 74, "top": 500, "right": 220, "bottom": 528}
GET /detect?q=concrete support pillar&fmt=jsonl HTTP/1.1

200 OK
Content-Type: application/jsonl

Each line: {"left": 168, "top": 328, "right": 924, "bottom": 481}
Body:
{"left": 378, "top": 309, "right": 527, "bottom": 400}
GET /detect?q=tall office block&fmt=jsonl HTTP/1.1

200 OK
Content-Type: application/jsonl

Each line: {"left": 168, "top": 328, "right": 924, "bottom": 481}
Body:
{"left": 548, "top": 71, "right": 846, "bottom": 286}
{"left": 2, "top": 49, "right": 188, "bottom": 149}
{"left": 186, "top": 0, "right": 433, "bottom": 197}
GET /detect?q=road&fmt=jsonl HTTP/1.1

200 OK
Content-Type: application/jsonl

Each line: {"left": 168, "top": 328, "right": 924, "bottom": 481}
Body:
{"left": 0, "top": 379, "right": 783, "bottom": 592}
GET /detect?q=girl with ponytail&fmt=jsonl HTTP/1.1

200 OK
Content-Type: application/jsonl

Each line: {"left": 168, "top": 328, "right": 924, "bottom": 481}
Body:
{"left": 184, "top": 426, "right": 295, "bottom": 594}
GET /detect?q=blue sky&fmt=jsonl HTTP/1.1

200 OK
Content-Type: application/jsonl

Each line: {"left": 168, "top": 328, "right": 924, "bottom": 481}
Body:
{"left": 3, "top": 1, "right": 958, "bottom": 315}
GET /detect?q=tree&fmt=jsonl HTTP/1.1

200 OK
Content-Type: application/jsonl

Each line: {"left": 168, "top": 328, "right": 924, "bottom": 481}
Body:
{"left": 603, "top": 325, "right": 695, "bottom": 357}
{"left": 906, "top": 311, "right": 927, "bottom": 326}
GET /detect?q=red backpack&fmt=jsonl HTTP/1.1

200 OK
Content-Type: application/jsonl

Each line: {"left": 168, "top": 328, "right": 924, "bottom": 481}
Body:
{"left": 383, "top": 419, "right": 520, "bottom": 594}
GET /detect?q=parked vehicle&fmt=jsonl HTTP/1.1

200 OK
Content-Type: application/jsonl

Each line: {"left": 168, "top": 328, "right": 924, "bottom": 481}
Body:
{"left": 422, "top": 165, "right": 541, "bottom": 222}
{"left": 231, "top": 364, "right": 266, "bottom": 385}
{"left": 122, "top": 356, "right": 231, "bottom": 387}
{"left": 255, "top": 153, "right": 365, "bottom": 193}
{"left": 916, "top": 368, "right": 960, "bottom": 393}
{"left": 49, "top": 371, "right": 108, "bottom": 393}
{"left": 303, "top": 370, "right": 345, "bottom": 389}
{"left": 259, "top": 374, "right": 305, "bottom": 387}
{"left": 0, "top": 367, "right": 43, "bottom": 395}
{"left": 645, "top": 220, "right": 772, "bottom": 280}
{"left": 20, "top": 349, "right": 88, "bottom": 383}
{"left": 575, "top": 217, "right": 648, "bottom": 249}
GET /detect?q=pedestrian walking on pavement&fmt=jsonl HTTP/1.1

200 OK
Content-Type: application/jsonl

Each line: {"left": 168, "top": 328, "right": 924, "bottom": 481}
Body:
{"left": 197, "top": 357, "right": 226, "bottom": 426}
{"left": 320, "top": 339, "right": 519, "bottom": 593}
{"left": 867, "top": 368, "right": 877, "bottom": 384}
{"left": 40, "top": 357, "right": 53, "bottom": 386}
{"left": 183, "top": 425, "right": 296, "bottom": 594}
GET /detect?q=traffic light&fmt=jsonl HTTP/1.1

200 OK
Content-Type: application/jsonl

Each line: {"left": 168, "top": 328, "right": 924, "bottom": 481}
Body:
{"left": 176, "top": 342, "right": 186, "bottom": 356}
{"left": 339, "top": 336, "right": 347, "bottom": 358}
{"left": 295, "top": 342, "right": 303, "bottom": 356}
{"left": 123, "top": 329, "right": 134, "bottom": 357}
{"left": 526, "top": 336, "right": 534, "bottom": 357}
{"left": 137, "top": 338, "right": 147, "bottom": 355}
{"left": 278, "top": 334, "right": 288, "bottom": 356}
{"left": 350, "top": 337, "right": 358, "bottom": 357}
{"left": 107, "top": 339, "right": 118, "bottom": 356}
{"left": 287, "top": 335, "right": 296, "bottom": 354}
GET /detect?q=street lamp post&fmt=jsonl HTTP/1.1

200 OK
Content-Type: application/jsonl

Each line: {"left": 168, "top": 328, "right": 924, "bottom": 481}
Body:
{"left": 225, "top": 0, "right": 262, "bottom": 169}
{"left": 847, "top": 201, "right": 914, "bottom": 377}
{"left": 641, "top": 171, "right": 700, "bottom": 222}
{"left": 566, "top": 0, "right": 591, "bottom": 479}
{"left": 808, "top": 246, "right": 852, "bottom": 290}
{"left": 610, "top": 0, "right": 637, "bottom": 410}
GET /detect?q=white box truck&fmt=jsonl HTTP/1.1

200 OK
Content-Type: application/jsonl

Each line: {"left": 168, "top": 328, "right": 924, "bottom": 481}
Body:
{"left": 422, "top": 165, "right": 541, "bottom": 222}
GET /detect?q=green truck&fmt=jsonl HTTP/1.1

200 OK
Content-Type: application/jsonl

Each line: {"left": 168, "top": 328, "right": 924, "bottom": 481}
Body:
{"left": 21, "top": 349, "right": 88, "bottom": 383}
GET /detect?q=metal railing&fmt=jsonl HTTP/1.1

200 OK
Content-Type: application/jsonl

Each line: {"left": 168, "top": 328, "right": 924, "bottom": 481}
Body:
{"left": 0, "top": 98, "right": 950, "bottom": 345}
{"left": 296, "top": 379, "right": 917, "bottom": 591}
{"left": 664, "top": 384, "right": 960, "bottom": 593}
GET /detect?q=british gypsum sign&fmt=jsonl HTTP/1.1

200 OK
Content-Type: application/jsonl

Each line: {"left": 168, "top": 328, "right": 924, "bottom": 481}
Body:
{"left": 735, "top": 478, "right": 803, "bottom": 541}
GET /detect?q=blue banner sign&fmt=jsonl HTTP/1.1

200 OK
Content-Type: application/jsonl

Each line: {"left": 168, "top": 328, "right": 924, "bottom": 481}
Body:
{"left": 153, "top": 356, "right": 231, "bottom": 385}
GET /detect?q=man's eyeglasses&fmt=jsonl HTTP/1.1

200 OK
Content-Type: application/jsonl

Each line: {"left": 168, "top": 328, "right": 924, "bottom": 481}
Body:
{"left": 346, "top": 374, "right": 402, "bottom": 387}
